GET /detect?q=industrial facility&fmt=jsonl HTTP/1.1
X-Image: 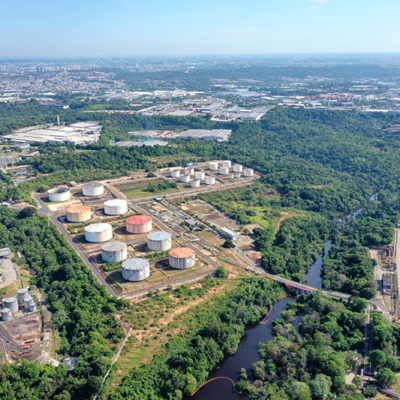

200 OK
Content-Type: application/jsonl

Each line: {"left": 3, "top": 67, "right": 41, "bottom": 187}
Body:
{"left": 126, "top": 215, "right": 152, "bottom": 234}
{"left": 1, "top": 290, "right": 37, "bottom": 321}
{"left": 178, "top": 129, "right": 232, "bottom": 142}
{"left": 66, "top": 205, "right": 91, "bottom": 222}
{"left": 48, "top": 187, "right": 71, "bottom": 202}
{"left": 104, "top": 199, "right": 128, "bottom": 215}
{"left": 101, "top": 242, "right": 128, "bottom": 263}
{"left": 122, "top": 258, "right": 150, "bottom": 281}
{"left": 82, "top": 182, "right": 104, "bottom": 196}
{"left": 2, "top": 122, "right": 102, "bottom": 145}
{"left": 169, "top": 248, "right": 196, "bottom": 269}
{"left": 85, "top": 223, "right": 113, "bottom": 243}
{"left": 147, "top": 231, "right": 172, "bottom": 251}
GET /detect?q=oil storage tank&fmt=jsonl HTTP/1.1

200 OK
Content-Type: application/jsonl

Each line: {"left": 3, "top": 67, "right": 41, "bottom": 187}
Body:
{"left": 1, "top": 308, "right": 12, "bottom": 321}
{"left": 222, "top": 160, "right": 231, "bottom": 168}
{"left": 205, "top": 177, "right": 215, "bottom": 185}
{"left": 122, "top": 258, "right": 150, "bottom": 281}
{"left": 185, "top": 167, "right": 194, "bottom": 175}
{"left": 244, "top": 168, "right": 254, "bottom": 177}
{"left": 101, "top": 242, "right": 127, "bottom": 263}
{"left": 233, "top": 165, "right": 243, "bottom": 173}
{"left": 190, "top": 180, "right": 200, "bottom": 188}
{"left": 85, "top": 223, "right": 112, "bottom": 243}
{"left": 181, "top": 175, "right": 191, "bottom": 183}
{"left": 82, "top": 182, "right": 104, "bottom": 197}
{"left": 147, "top": 231, "right": 172, "bottom": 251}
{"left": 17, "top": 288, "right": 29, "bottom": 305}
{"left": 169, "top": 248, "right": 196, "bottom": 269}
{"left": 24, "top": 296, "right": 36, "bottom": 312}
{"left": 48, "top": 187, "right": 71, "bottom": 202}
{"left": 66, "top": 205, "right": 91, "bottom": 222}
{"left": 171, "top": 170, "right": 181, "bottom": 178}
{"left": 220, "top": 167, "right": 229, "bottom": 175}
{"left": 126, "top": 215, "right": 152, "bottom": 234}
{"left": 209, "top": 162, "right": 218, "bottom": 170}
{"left": 104, "top": 199, "right": 128, "bottom": 215}
{"left": 3, "top": 297, "right": 18, "bottom": 312}
{"left": 196, "top": 172, "right": 205, "bottom": 180}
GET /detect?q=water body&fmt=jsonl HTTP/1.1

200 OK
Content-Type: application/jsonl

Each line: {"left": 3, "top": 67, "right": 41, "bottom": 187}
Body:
{"left": 304, "top": 240, "right": 332, "bottom": 289}
{"left": 185, "top": 297, "right": 298, "bottom": 400}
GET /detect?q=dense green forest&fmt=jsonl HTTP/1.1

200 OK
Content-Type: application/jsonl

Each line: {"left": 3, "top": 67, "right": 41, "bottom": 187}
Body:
{"left": 0, "top": 207, "right": 125, "bottom": 399}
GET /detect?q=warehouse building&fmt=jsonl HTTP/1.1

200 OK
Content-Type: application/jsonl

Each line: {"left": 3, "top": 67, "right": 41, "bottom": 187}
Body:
{"left": 178, "top": 129, "right": 231, "bottom": 142}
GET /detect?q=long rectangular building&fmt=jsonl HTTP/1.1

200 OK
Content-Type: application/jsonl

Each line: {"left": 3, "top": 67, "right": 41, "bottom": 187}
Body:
{"left": 178, "top": 129, "right": 231, "bottom": 142}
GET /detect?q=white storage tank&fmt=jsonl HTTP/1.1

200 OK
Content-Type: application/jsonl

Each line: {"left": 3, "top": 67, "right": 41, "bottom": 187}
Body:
{"left": 147, "top": 231, "right": 172, "bottom": 251}
{"left": 1, "top": 308, "right": 12, "bottom": 321}
{"left": 209, "top": 162, "right": 218, "bottom": 170}
{"left": 85, "top": 223, "right": 113, "bottom": 243}
{"left": 171, "top": 170, "right": 181, "bottom": 178}
{"left": 196, "top": 172, "right": 205, "bottom": 180}
{"left": 205, "top": 177, "right": 216, "bottom": 185}
{"left": 122, "top": 258, "right": 150, "bottom": 281}
{"left": 102, "top": 242, "right": 128, "bottom": 263}
{"left": 24, "top": 296, "right": 33, "bottom": 311}
{"left": 126, "top": 215, "right": 152, "bottom": 234}
{"left": 17, "top": 288, "right": 29, "bottom": 305}
{"left": 3, "top": 297, "right": 18, "bottom": 313}
{"left": 48, "top": 187, "right": 71, "bottom": 202}
{"left": 104, "top": 199, "right": 128, "bottom": 215}
{"left": 190, "top": 180, "right": 200, "bottom": 188}
{"left": 82, "top": 182, "right": 104, "bottom": 197}
{"left": 222, "top": 160, "right": 231, "bottom": 168}
{"left": 185, "top": 167, "right": 194, "bottom": 175}
{"left": 66, "top": 205, "right": 91, "bottom": 222}
{"left": 220, "top": 167, "right": 229, "bottom": 175}
{"left": 229, "top": 174, "right": 235, "bottom": 179}
{"left": 26, "top": 297, "right": 37, "bottom": 313}
{"left": 169, "top": 248, "right": 196, "bottom": 269}
{"left": 244, "top": 168, "right": 254, "bottom": 177}
{"left": 181, "top": 175, "right": 191, "bottom": 183}
{"left": 233, "top": 165, "right": 243, "bottom": 173}
{"left": 236, "top": 173, "right": 241, "bottom": 178}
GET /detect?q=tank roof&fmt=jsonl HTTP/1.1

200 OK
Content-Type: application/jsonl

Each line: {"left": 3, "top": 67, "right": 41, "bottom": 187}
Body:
{"left": 83, "top": 182, "right": 103, "bottom": 188}
{"left": 102, "top": 241, "right": 127, "bottom": 252}
{"left": 127, "top": 215, "right": 151, "bottom": 224}
{"left": 122, "top": 258, "right": 149, "bottom": 270}
{"left": 85, "top": 223, "right": 112, "bottom": 233}
{"left": 169, "top": 247, "right": 195, "bottom": 258}
{"left": 147, "top": 231, "right": 171, "bottom": 241}
{"left": 18, "top": 288, "right": 28, "bottom": 294}
{"left": 3, "top": 297, "right": 17, "bottom": 302}
{"left": 1, "top": 308, "right": 12, "bottom": 314}
{"left": 48, "top": 187, "right": 69, "bottom": 194}
{"left": 66, "top": 205, "right": 91, "bottom": 214}
{"left": 104, "top": 199, "right": 127, "bottom": 206}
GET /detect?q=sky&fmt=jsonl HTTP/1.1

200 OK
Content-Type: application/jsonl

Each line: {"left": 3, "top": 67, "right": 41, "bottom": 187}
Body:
{"left": 1, "top": 0, "right": 399, "bottom": 58}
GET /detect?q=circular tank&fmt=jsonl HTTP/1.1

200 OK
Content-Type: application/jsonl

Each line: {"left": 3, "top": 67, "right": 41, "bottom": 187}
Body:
{"left": 66, "top": 205, "right": 91, "bottom": 222}
{"left": 1, "top": 308, "right": 12, "bottom": 321}
{"left": 229, "top": 174, "right": 235, "bottom": 179}
{"left": 171, "top": 170, "right": 181, "bottom": 178}
{"left": 169, "top": 248, "right": 196, "bottom": 270}
{"left": 104, "top": 199, "right": 128, "bottom": 215}
{"left": 122, "top": 258, "right": 150, "bottom": 281}
{"left": 102, "top": 242, "right": 128, "bottom": 263}
{"left": 24, "top": 296, "right": 33, "bottom": 311}
{"left": 222, "top": 160, "right": 231, "bottom": 168}
{"left": 3, "top": 297, "right": 18, "bottom": 313}
{"left": 48, "top": 187, "right": 71, "bottom": 202}
{"left": 82, "top": 182, "right": 104, "bottom": 197}
{"left": 236, "top": 173, "right": 241, "bottom": 178}
{"left": 126, "top": 215, "right": 152, "bottom": 234}
{"left": 25, "top": 297, "right": 37, "bottom": 312}
{"left": 196, "top": 172, "right": 205, "bottom": 180}
{"left": 205, "top": 177, "right": 215, "bottom": 185}
{"left": 209, "top": 162, "right": 218, "bottom": 170}
{"left": 17, "top": 288, "right": 29, "bottom": 305}
{"left": 233, "top": 165, "right": 243, "bottom": 172}
{"left": 147, "top": 231, "right": 172, "bottom": 251}
{"left": 85, "top": 223, "right": 113, "bottom": 243}
{"left": 181, "top": 175, "right": 191, "bottom": 183}
{"left": 190, "top": 180, "right": 200, "bottom": 188}
{"left": 244, "top": 168, "right": 254, "bottom": 177}
{"left": 220, "top": 167, "right": 229, "bottom": 175}
{"left": 185, "top": 167, "right": 194, "bottom": 175}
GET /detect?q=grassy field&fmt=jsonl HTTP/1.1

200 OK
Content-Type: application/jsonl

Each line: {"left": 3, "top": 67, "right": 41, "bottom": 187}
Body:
{"left": 115, "top": 178, "right": 182, "bottom": 199}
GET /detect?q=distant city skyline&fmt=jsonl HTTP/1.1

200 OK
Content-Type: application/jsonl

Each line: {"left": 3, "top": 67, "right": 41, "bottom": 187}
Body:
{"left": 1, "top": 0, "right": 399, "bottom": 58}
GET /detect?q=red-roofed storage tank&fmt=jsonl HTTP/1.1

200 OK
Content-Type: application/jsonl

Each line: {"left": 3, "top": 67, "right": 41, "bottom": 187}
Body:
{"left": 169, "top": 247, "right": 196, "bottom": 269}
{"left": 126, "top": 215, "right": 152, "bottom": 234}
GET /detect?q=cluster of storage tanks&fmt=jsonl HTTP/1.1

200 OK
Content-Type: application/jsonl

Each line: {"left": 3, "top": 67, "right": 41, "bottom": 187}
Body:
{"left": 1, "top": 289, "right": 37, "bottom": 321}
{"left": 170, "top": 166, "right": 216, "bottom": 188}
{"left": 48, "top": 182, "right": 105, "bottom": 203}
{"left": 209, "top": 160, "right": 253, "bottom": 178}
